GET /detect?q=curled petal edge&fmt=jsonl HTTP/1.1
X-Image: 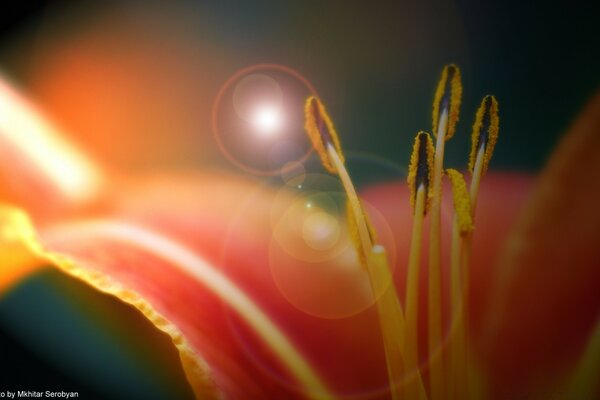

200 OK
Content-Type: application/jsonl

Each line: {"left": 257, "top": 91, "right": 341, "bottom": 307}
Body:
{"left": 0, "top": 204, "right": 221, "bottom": 399}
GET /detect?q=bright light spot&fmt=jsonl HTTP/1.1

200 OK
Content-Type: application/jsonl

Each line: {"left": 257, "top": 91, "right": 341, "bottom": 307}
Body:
{"left": 297, "top": 184, "right": 302, "bottom": 189}
{"left": 252, "top": 104, "right": 282, "bottom": 136}
{"left": 306, "top": 203, "right": 312, "bottom": 208}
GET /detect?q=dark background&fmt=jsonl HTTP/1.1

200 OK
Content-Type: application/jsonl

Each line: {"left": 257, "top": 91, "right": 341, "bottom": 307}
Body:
{"left": 0, "top": 1, "right": 599, "bottom": 175}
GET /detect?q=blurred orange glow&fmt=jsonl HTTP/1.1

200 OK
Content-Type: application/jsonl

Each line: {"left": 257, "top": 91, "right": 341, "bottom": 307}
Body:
{"left": 26, "top": 5, "right": 231, "bottom": 170}
{"left": 0, "top": 76, "right": 103, "bottom": 205}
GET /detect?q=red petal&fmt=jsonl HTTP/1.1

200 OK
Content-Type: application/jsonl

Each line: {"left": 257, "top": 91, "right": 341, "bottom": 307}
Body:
{"left": 36, "top": 173, "right": 393, "bottom": 399}
{"left": 361, "top": 173, "right": 532, "bottom": 367}
{"left": 481, "top": 91, "right": 600, "bottom": 398}
{"left": 27, "top": 169, "right": 530, "bottom": 399}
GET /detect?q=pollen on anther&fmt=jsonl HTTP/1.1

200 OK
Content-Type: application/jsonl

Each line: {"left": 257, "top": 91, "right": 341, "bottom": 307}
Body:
{"left": 304, "top": 96, "right": 345, "bottom": 174}
{"left": 432, "top": 64, "right": 463, "bottom": 140}
{"left": 407, "top": 131, "right": 435, "bottom": 214}
{"left": 469, "top": 95, "right": 499, "bottom": 174}
{"left": 446, "top": 169, "right": 474, "bottom": 235}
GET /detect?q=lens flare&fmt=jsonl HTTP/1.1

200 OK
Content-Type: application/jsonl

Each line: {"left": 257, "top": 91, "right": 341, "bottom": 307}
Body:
{"left": 233, "top": 73, "right": 282, "bottom": 122}
{"left": 269, "top": 194, "right": 397, "bottom": 320}
{"left": 212, "top": 64, "right": 317, "bottom": 175}
{"left": 252, "top": 104, "right": 282, "bottom": 136}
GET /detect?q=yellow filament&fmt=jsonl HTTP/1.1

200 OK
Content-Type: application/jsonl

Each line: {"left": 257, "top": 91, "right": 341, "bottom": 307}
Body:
{"left": 406, "top": 130, "right": 434, "bottom": 398}
{"left": 432, "top": 65, "right": 462, "bottom": 140}
{"left": 327, "top": 144, "right": 413, "bottom": 399}
{"left": 448, "top": 221, "right": 467, "bottom": 400}
{"left": 327, "top": 145, "right": 372, "bottom": 260}
{"left": 447, "top": 168, "right": 475, "bottom": 400}
{"left": 429, "top": 65, "right": 463, "bottom": 400}
{"left": 468, "top": 96, "right": 499, "bottom": 174}
{"left": 469, "top": 145, "right": 486, "bottom": 213}
{"left": 428, "top": 106, "right": 448, "bottom": 400}
{"left": 405, "top": 184, "right": 427, "bottom": 399}
{"left": 304, "top": 96, "right": 345, "bottom": 173}
{"left": 346, "top": 199, "right": 377, "bottom": 267}
{"left": 407, "top": 132, "right": 435, "bottom": 214}
{"left": 451, "top": 98, "right": 497, "bottom": 398}
{"left": 369, "top": 246, "right": 407, "bottom": 400}
{"left": 369, "top": 246, "right": 428, "bottom": 400}
{"left": 325, "top": 133, "right": 429, "bottom": 398}
{"left": 446, "top": 135, "right": 487, "bottom": 400}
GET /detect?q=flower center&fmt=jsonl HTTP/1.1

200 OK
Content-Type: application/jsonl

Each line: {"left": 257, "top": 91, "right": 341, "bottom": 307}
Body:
{"left": 302, "top": 65, "right": 500, "bottom": 400}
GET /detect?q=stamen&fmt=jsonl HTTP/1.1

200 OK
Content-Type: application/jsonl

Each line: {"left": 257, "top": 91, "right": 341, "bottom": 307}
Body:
{"left": 432, "top": 64, "right": 462, "bottom": 140}
{"left": 304, "top": 96, "right": 373, "bottom": 268}
{"left": 447, "top": 169, "right": 474, "bottom": 399}
{"left": 459, "top": 96, "right": 499, "bottom": 300}
{"left": 446, "top": 169, "right": 474, "bottom": 236}
{"left": 304, "top": 96, "right": 417, "bottom": 400}
{"left": 428, "top": 64, "right": 463, "bottom": 400}
{"left": 407, "top": 132, "right": 435, "bottom": 214}
{"left": 468, "top": 95, "right": 499, "bottom": 175}
{"left": 304, "top": 96, "right": 345, "bottom": 174}
{"left": 405, "top": 132, "right": 434, "bottom": 400}
{"left": 448, "top": 96, "right": 498, "bottom": 399}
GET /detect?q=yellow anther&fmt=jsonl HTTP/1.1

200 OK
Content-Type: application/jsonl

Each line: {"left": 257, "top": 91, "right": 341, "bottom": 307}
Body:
{"left": 407, "top": 131, "right": 435, "bottom": 214}
{"left": 432, "top": 64, "right": 463, "bottom": 140}
{"left": 346, "top": 199, "right": 377, "bottom": 267}
{"left": 446, "top": 169, "right": 474, "bottom": 236}
{"left": 304, "top": 96, "right": 345, "bottom": 174}
{"left": 469, "top": 95, "right": 499, "bottom": 174}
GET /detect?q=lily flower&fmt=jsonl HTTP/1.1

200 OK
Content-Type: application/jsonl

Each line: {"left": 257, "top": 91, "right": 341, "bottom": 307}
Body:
{"left": 0, "top": 65, "right": 598, "bottom": 400}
